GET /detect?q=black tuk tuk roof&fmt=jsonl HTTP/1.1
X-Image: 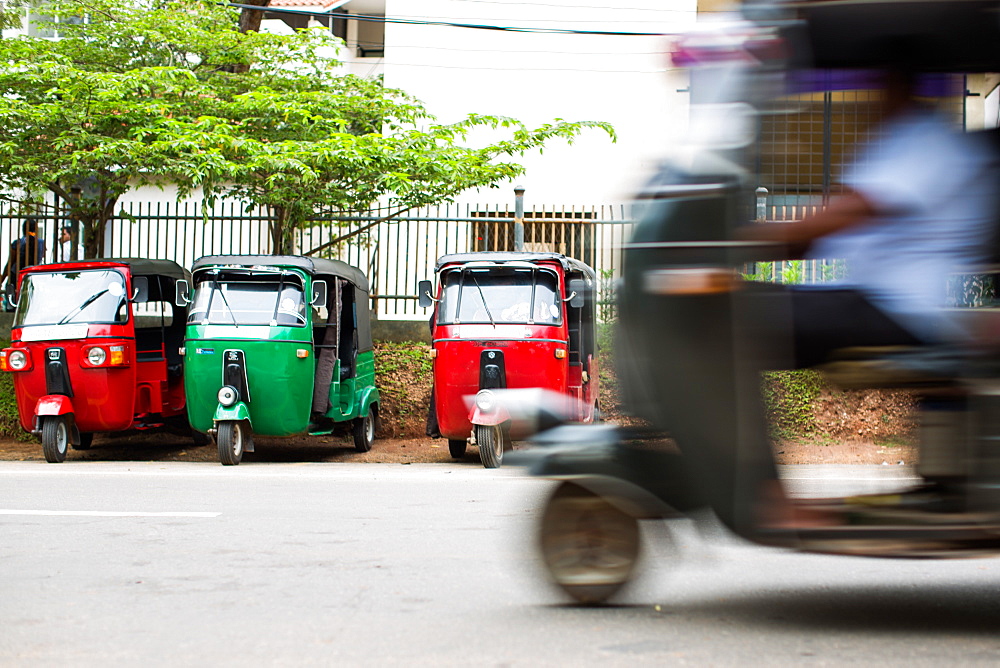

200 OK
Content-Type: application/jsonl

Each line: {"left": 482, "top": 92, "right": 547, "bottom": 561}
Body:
{"left": 435, "top": 252, "right": 596, "bottom": 280}
{"left": 761, "top": 0, "right": 1000, "bottom": 72}
{"left": 192, "top": 255, "right": 369, "bottom": 292}
{"left": 112, "top": 258, "right": 190, "bottom": 282}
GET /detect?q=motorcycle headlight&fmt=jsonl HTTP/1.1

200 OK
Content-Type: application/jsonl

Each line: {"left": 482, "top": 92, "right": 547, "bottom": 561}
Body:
{"left": 475, "top": 390, "right": 496, "bottom": 412}
{"left": 87, "top": 346, "right": 107, "bottom": 366}
{"left": 217, "top": 385, "right": 239, "bottom": 407}
{"left": 7, "top": 350, "right": 27, "bottom": 371}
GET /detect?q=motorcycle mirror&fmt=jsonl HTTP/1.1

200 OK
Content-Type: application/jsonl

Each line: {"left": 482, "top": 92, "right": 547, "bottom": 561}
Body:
{"left": 175, "top": 279, "right": 191, "bottom": 307}
{"left": 311, "top": 279, "right": 328, "bottom": 307}
{"left": 567, "top": 279, "right": 585, "bottom": 308}
{"left": 417, "top": 279, "right": 436, "bottom": 308}
{"left": 131, "top": 276, "right": 149, "bottom": 303}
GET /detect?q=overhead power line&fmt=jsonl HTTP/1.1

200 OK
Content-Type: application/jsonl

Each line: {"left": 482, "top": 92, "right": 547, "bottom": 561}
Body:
{"left": 448, "top": 0, "right": 700, "bottom": 14}
{"left": 228, "top": 2, "right": 671, "bottom": 37}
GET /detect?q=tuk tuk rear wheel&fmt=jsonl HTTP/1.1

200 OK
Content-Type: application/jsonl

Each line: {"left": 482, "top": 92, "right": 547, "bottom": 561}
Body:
{"left": 448, "top": 439, "right": 467, "bottom": 459}
{"left": 71, "top": 432, "right": 93, "bottom": 450}
{"left": 352, "top": 406, "right": 376, "bottom": 453}
{"left": 41, "top": 416, "right": 70, "bottom": 463}
{"left": 476, "top": 424, "right": 504, "bottom": 469}
{"left": 539, "top": 481, "right": 641, "bottom": 605}
{"left": 216, "top": 420, "right": 247, "bottom": 466}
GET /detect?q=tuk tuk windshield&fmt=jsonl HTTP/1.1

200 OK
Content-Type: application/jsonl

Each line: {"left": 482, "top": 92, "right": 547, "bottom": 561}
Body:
{"left": 438, "top": 268, "right": 562, "bottom": 325}
{"left": 15, "top": 269, "right": 128, "bottom": 327}
{"left": 188, "top": 270, "right": 307, "bottom": 327}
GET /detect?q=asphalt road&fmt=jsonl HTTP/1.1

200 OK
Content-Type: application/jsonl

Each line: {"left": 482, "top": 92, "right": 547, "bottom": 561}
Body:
{"left": 2, "top": 463, "right": 1000, "bottom": 667}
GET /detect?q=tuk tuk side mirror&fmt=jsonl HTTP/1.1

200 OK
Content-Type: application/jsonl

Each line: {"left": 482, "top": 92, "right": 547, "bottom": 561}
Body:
{"left": 566, "top": 279, "right": 585, "bottom": 309}
{"left": 175, "top": 279, "right": 191, "bottom": 307}
{"left": 417, "top": 280, "right": 436, "bottom": 308}
{"left": 311, "top": 280, "right": 328, "bottom": 307}
{"left": 131, "top": 276, "right": 149, "bottom": 303}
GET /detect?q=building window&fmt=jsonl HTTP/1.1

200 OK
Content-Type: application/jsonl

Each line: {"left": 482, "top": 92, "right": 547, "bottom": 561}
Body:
{"left": 27, "top": 6, "right": 85, "bottom": 39}
{"left": 469, "top": 211, "right": 596, "bottom": 267}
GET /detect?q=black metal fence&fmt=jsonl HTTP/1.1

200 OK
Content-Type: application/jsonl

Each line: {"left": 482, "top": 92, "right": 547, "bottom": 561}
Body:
{"left": 4, "top": 194, "right": 864, "bottom": 320}
{"left": 0, "top": 198, "right": 637, "bottom": 321}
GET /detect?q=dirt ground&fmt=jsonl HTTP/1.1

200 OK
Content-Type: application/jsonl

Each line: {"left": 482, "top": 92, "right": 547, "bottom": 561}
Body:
{"left": 0, "top": 344, "right": 920, "bottom": 465}
{"left": 0, "top": 429, "right": 917, "bottom": 466}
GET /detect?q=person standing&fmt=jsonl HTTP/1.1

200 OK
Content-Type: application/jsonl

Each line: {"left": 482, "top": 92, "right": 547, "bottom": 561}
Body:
{"left": 54, "top": 225, "right": 82, "bottom": 262}
{"left": 2, "top": 217, "right": 46, "bottom": 311}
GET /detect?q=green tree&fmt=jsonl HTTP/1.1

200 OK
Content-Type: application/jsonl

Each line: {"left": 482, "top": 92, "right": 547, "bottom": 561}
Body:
{"left": 0, "top": 1, "right": 25, "bottom": 34}
{"left": 0, "top": 0, "right": 614, "bottom": 257}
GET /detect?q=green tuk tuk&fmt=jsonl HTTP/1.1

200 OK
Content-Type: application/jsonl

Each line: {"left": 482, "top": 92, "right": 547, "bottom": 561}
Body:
{"left": 178, "top": 255, "right": 379, "bottom": 465}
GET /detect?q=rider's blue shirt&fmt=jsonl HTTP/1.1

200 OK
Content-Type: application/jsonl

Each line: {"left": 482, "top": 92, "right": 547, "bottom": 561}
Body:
{"left": 806, "top": 108, "right": 999, "bottom": 342}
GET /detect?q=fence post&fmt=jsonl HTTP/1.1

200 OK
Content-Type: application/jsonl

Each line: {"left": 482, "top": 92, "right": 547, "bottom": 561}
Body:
{"left": 513, "top": 185, "right": 525, "bottom": 251}
{"left": 755, "top": 186, "right": 768, "bottom": 223}
{"left": 752, "top": 187, "right": 769, "bottom": 281}
{"left": 69, "top": 185, "right": 82, "bottom": 261}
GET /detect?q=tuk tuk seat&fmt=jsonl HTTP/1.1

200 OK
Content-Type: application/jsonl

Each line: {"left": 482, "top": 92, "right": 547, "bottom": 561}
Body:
{"left": 815, "top": 309, "right": 1000, "bottom": 390}
{"left": 135, "top": 329, "right": 166, "bottom": 360}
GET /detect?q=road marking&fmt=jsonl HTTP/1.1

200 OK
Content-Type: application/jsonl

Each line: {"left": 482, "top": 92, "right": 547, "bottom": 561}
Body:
{"left": 782, "top": 476, "right": 920, "bottom": 482}
{"left": 0, "top": 463, "right": 531, "bottom": 481}
{"left": 0, "top": 510, "right": 221, "bottom": 518}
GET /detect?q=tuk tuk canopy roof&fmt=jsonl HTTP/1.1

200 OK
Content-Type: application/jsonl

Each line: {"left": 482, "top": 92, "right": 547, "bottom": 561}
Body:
{"left": 435, "top": 252, "right": 596, "bottom": 280}
{"left": 28, "top": 258, "right": 190, "bottom": 282}
{"left": 192, "top": 255, "right": 369, "bottom": 292}
{"left": 111, "top": 258, "right": 190, "bottom": 282}
{"left": 769, "top": 0, "right": 1000, "bottom": 73}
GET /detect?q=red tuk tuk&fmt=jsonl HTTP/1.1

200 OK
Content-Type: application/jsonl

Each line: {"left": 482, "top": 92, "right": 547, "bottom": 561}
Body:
{"left": 419, "top": 252, "right": 599, "bottom": 468}
{"left": 0, "top": 259, "right": 191, "bottom": 462}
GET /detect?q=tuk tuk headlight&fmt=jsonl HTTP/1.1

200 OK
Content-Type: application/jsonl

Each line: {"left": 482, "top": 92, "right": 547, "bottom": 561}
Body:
{"left": 6, "top": 349, "right": 28, "bottom": 371}
{"left": 87, "top": 346, "right": 107, "bottom": 366}
{"left": 218, "top": 385, "right": 239, "bottom": 407}
{"left": 475, "top": 390, "right": 496, "bottom": 412}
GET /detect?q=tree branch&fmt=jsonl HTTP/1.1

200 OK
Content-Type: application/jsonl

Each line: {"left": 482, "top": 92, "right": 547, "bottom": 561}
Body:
{"left": 303, "top": 206, "right": 413, "bottom": 257}
{"left": 238, "top": 0, "right": 270, "bottom": 34}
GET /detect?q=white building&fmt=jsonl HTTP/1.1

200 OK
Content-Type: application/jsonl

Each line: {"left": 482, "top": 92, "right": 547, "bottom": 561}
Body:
{"left": 265, "top": 0, "right": 699, "bottom": 206}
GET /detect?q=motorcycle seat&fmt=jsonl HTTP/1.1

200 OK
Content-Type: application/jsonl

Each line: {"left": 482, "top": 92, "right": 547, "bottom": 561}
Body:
{"left": 815, "top": 344, "right": 1000, "bottom": 390}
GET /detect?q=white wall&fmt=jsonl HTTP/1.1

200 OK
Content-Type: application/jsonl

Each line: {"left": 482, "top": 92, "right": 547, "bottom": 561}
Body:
{"left": 382, "top": 0, "right": 697, "bottom": 206}
{"left": 984, "top": 84, "right": 1000, "bottom": 130}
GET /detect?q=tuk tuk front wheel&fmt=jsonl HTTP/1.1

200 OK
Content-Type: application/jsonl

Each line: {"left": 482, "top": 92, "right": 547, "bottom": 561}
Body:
{"left": 41, "top": 416, "right": 70, "bottom": 463}
{"left": 539, "top": 481, "right": 641, "bottom": 605}
{"left": 476, "top": 424, "right": 504, "bottom": 469}
{"left": 216, "top": 420, "right": 248, "bottom": 466}
{"left": 448, "top": 439, "right": 467, "bottom": 459}
{"left": 352, "top": 406, "right": 376, "bottom": 453}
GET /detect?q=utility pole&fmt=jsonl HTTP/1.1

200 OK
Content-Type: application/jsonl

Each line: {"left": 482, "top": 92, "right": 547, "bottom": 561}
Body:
{"left": 513, "top": 185, "right": 525, "bottom": 251}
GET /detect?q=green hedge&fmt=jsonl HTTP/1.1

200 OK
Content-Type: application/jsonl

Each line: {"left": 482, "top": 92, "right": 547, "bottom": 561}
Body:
{"left": 762, "top": 369, "right": 824, "bottom": 440}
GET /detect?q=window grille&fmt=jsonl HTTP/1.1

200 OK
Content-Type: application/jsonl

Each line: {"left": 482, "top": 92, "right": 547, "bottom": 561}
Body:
{"left": 469, "top": 210, "right": 596, "bottom": 268}
{"left": 758, "top": 81, "right": 964, "bottom": 207}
